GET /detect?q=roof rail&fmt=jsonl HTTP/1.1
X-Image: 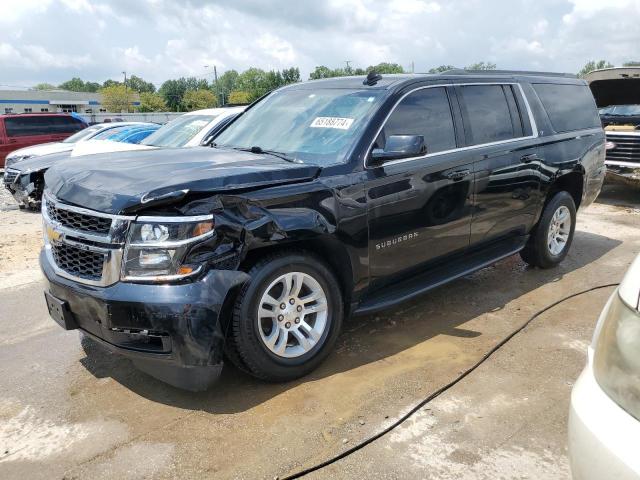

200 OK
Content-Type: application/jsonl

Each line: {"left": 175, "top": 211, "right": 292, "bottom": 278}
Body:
{"left": 443, "top": 69, "right": 576, "bottom": 78}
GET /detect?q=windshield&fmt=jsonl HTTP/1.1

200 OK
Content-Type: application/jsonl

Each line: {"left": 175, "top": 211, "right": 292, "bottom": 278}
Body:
{"left": 141, "top": 115, "right": 218, "bottom": 147}
{"left": 62, "top": 125, "right": 104, "bottom": 143}
{"left": 603, "top": 105, "right": 640, "bottom": 116}
{"left": 92, "top": 125, "right": 135, "bottom": 140}
{"left": 214, "top": 88, "right": 385, "bottom": 165}
{"left": 108, "top": 126, "right": 158, "bottom": 144}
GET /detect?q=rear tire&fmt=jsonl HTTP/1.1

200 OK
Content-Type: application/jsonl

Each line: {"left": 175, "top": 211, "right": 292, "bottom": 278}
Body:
{"left": 520, "top": 191, "right": 576, "bottom": 268}
{"left": 230, "top": 252, "right": 343, "bottom": 382}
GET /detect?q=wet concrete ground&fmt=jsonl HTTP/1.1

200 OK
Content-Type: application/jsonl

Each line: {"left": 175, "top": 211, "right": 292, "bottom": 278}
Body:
{"left": 0, "top": 183, "right": 638, "bottom": 479}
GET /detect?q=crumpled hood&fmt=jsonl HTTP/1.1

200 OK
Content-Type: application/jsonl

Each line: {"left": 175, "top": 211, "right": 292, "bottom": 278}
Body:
{"left": 45, "top": 146, "right": 320, "bottom": 214}
{"left": 12, "top": 150, "right": 72, "bottom": 174}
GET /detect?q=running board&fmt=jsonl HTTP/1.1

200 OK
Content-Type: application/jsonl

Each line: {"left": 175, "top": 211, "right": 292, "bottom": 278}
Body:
{"left": 354, "top": 236, "right": 527, "bottom": 316}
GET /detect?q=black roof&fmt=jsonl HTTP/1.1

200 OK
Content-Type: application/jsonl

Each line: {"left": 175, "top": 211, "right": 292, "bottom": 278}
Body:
{"left": 285, "top": 70, "right": 582, "bottom": 91}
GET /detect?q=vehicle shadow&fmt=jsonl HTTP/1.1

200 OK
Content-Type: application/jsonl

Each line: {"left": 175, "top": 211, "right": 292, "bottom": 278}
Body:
{"left": 78, "top": 228, "right": 621, "bottom": 413}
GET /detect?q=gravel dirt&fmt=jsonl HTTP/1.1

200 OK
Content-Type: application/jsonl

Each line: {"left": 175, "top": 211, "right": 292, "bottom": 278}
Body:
{"left": 0, "top": 180, "right": 638, "bottom": 480}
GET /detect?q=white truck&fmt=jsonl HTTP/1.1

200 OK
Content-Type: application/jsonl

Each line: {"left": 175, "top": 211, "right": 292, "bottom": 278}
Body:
{"left": 586, "top": 67, "right": 640, "bottom": 187}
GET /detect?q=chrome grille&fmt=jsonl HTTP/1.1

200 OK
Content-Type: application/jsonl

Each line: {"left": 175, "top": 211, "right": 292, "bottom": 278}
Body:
{"left": 42, "top": 194, "right": 133, "bottom": 287}
{"left": 51, "top": 243, "right": 105, "bottom": 281}
{"left": 3, "top": 169, "right": 19, "bottom": 187}
{"left": 46, "top": 200, "right": 112, "bottom": 235}
{"left": 606, "top": 134, "right": 640, "bottom": 165}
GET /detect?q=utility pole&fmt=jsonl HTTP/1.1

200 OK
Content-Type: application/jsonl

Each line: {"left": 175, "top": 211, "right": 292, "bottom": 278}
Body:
{"left": 205, "top": 64, "right": 223, "bottom": 107}
{"left": 411, "top": 61, "right": 415, "bottom": 73}
{"left": 214, "top": 65, "right": 222, "bottom": 106}
{"left": 344, "top": 60, "right": 352, "bottom": 73}
{"left": 122, "top": 71, "right": 128, "bottom": 113}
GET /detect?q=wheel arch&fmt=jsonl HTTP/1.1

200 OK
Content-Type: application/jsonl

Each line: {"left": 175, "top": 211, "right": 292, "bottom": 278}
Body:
{"left": 239, "top": 237, "right": 355, "bottom": 312}
{"left": 547, "top": 168, "right": 584, "bottom": 210}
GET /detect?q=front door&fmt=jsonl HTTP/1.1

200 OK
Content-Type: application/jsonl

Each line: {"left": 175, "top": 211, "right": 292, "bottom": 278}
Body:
{"left": 364, "top": 86, "right": 474, "bottom": 287}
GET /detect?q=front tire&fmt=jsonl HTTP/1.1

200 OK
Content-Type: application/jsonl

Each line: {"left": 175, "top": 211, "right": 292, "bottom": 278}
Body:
{"left": 520, "top": 191, "right": 576, "bottom": 268}
{"left": 230, "top": 252, "right": 343, "bottom": 382}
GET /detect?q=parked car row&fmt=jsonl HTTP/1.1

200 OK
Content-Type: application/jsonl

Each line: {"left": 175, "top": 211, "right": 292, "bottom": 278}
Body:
{"left": 4, "top": 121, "right": 145, "bottom": 168}
{"left": 2, "top": 107, "right": 245, "bottom": 209}
{"left": 0, "top": 113, "right": 87, "bottom": 168}
{"left": 3, "top": 121, "right": 157, "bottom": 209}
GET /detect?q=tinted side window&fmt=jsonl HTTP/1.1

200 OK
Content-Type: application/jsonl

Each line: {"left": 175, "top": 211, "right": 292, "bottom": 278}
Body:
{"left": 4, "top": 117, "right": 51, "bottom": 137}
{"left": 50, "top": 116, "right": 85, "bottom": 133}
{"left": 381, "top": 87, "right": 456, "bottom": 154}
{"left": 503, "top": 86, "right": 524, "bottom": 137}
{"left": 459, "top": 85, "right": 516, "bottom": 145}
{"left": 532, "top": 83, "right": 600, "bottom": 133}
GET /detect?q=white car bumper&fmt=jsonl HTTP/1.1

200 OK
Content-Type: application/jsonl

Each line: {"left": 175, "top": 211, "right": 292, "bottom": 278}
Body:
{"left": 569, "top": 362, "right": 640, "bottom": 480}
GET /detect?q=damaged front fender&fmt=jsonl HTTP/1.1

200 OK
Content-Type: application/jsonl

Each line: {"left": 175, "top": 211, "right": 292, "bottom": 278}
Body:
{"left": 175, "top": 182, "right": 340, "bottom": 275}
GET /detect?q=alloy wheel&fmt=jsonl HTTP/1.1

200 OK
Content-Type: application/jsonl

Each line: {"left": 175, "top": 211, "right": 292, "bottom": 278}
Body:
{"left": 256, "top": 272, "right": 328, "bottom": 358}
{"left": 547, "top": 205, "right": 571, "bottom": 256}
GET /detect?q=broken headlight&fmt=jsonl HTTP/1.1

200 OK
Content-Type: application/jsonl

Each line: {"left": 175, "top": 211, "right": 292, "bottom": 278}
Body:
{"left": 122, "top": 216, "right": 214, "bottom": 281}
{"left": 593, "top": 291, "right": 640, "bottom": 421}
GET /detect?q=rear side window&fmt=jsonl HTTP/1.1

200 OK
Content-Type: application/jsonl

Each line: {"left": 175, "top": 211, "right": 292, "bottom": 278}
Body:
{"left": 459, "top": 85, "right": 519, "bottom": 145}
{"left": 4, "top": 117, "right": 51, "bottom": 137}
{"left": 4, "top": 116, "right": 85, "bottom": 137}
{"left": 532, "top": 83, "right": 600, "bottom": 133}
{"left": 380, "top": 87, "right": 456, "bottom": 154}
{"left": 50, "top": 116, "right": 85, "bottom": 133}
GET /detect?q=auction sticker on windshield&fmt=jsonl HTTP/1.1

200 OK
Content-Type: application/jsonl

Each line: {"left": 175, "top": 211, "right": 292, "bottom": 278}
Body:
{"left": 310, "top": 117, "right": 354, "bottom": 130}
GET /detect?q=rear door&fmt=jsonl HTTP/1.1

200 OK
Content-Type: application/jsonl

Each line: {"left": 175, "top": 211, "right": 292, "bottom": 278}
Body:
{"left": 365, "top": 85, "right": 474, "bottom": 286}
{"left": 49, "top": 116, "right": 85, "bottom": 141}
{"left": 455, "top": 83, "right": 541, "bottom": 247}
{"left": 57, "top": 116, "right": 85, "bottom": 135}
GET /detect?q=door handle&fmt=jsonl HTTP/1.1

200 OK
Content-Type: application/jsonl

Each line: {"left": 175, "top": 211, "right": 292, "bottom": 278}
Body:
{"left": 445, "top": 169, "right": 470, "bottom": 181}
{"left": 520, "top": 153, "right": 538, "bottom": 164}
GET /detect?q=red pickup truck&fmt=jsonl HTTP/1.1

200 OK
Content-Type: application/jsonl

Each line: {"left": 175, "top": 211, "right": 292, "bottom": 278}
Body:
{"left": 0, "top": 113, "right": 87, "bottom": 168}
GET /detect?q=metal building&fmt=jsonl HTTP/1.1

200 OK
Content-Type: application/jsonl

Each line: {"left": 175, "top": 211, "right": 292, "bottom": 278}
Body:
{"left": 0, "top": 89, "right": 140, "bottom": 115}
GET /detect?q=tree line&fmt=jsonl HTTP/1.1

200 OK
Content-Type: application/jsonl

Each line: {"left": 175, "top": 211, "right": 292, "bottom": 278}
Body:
{"left": 32, "top": 59, "right": 640, "bottom": 113}
{"left": 577, "top": 60, "right": 640, "bottom": 77}
{"left": 33, "top": 62, "right": 489, "bottom": 113}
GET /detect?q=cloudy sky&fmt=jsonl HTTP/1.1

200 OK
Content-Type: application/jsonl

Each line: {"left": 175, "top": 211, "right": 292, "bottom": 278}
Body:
{"left": 1, "top": 0, "right": 639, "bottom": 88}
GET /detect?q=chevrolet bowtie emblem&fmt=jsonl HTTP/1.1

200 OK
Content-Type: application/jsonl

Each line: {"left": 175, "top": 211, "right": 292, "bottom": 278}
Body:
{"left": 46, "top": 225, "right": 63, "bottom": 243}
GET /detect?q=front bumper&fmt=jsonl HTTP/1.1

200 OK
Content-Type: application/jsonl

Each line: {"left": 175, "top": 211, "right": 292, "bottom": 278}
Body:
{"left": 4, "top": 170, "right": 42, "bottom": 208}
{"left": 568, "top": 361, "right": 640, "bottom": 480}
{"left": 41, "top": 250, "right": 249, "bottom": 391}
{"left": 605, "top": 163, "right": 640, "bottom": 188}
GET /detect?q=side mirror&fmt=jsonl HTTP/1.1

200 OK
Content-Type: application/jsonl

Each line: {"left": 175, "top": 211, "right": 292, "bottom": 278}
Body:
{"left": 371, "top": 135, "right": 426, "bottom": 163}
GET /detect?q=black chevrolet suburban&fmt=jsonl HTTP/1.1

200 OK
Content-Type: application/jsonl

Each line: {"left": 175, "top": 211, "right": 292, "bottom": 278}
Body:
{"left": 41, "top": 71, "right": 606, "bottom": 391}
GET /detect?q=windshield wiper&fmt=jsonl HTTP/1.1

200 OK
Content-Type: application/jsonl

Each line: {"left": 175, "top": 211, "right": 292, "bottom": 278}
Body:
{"left": 231, "top": 146, "right": 300, "bottom": 163}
